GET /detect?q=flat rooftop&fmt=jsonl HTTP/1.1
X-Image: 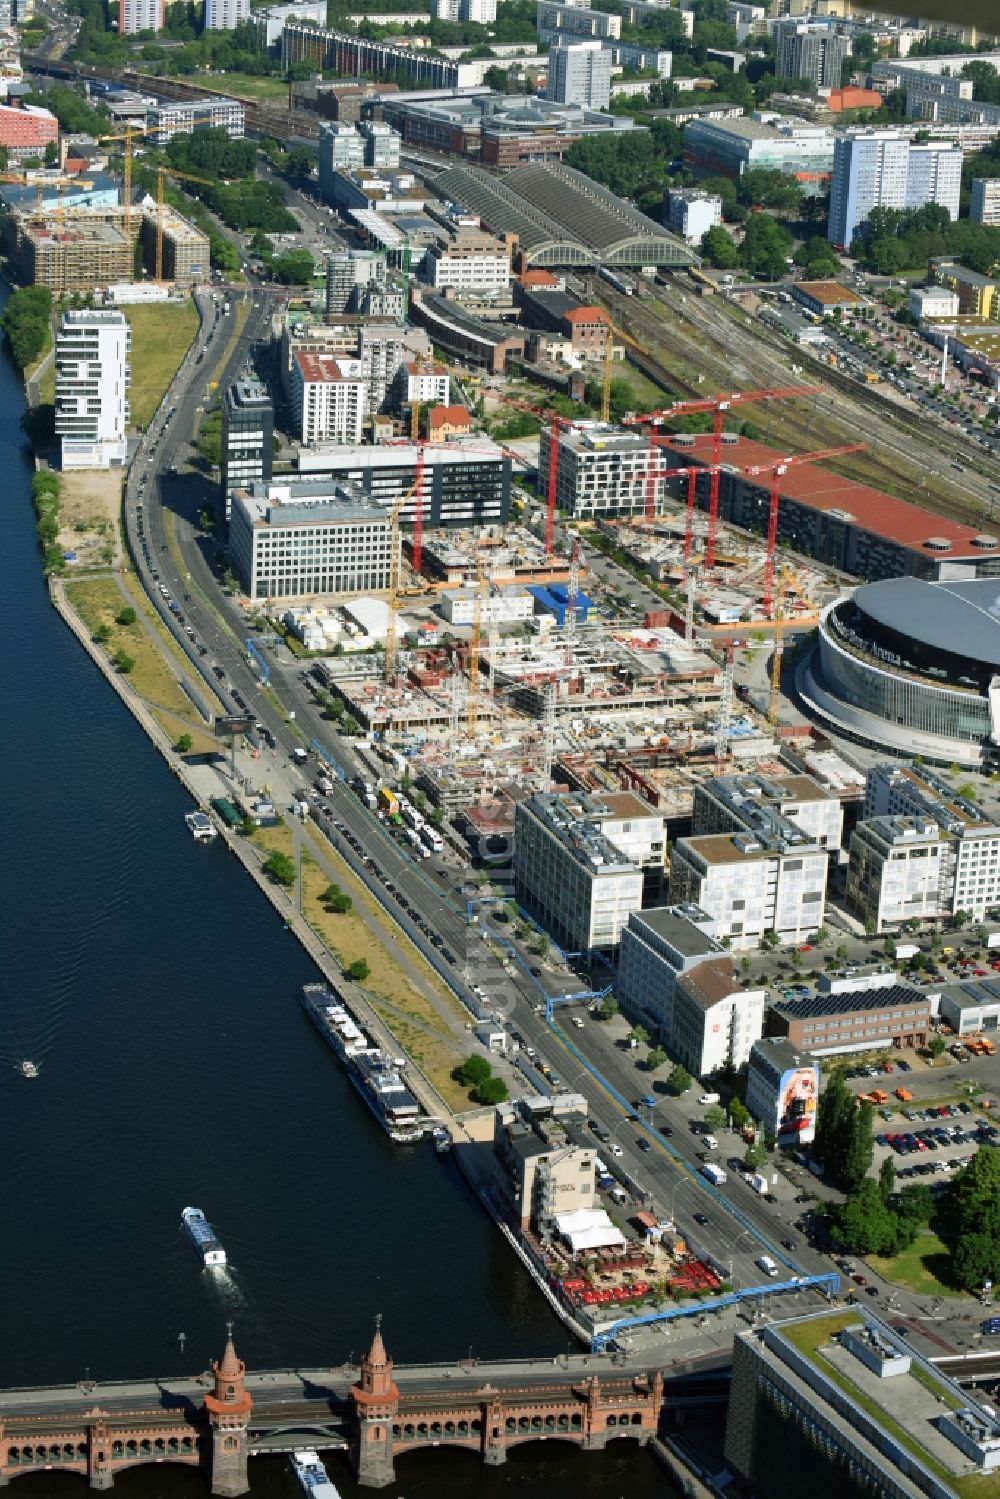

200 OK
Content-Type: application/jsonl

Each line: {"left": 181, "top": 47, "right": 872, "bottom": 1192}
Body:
{"left": 661, "top": 433, "right": 997, "bottom": 558}
{"left": 772, "top": 984, "right": 928, "bottom": 1021}
{"left": 631, "top": 903, "right": 722, "bottom": 956}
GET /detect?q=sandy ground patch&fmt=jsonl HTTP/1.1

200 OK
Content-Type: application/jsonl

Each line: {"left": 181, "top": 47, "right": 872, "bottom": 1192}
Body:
{"left": 58, "top": 469, "right": 123, "bottom": 568}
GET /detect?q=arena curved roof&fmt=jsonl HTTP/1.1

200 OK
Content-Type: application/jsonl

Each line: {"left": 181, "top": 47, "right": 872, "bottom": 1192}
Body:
{"left": 855, "top": 577, "right": 1000, "bottom": 668}
{"left": 431, "top": 162, "right": 695, "bottom": 267}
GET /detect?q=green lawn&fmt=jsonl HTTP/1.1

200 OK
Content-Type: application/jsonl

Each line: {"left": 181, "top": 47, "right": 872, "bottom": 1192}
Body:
{"left": 206, "top": 73, "right": 290, "bottom": 104}
{"left": 124, "top": 299, "right": 199, "bottom": 430}
{"left": 868, "top": 1230, "right": 962, "bottom": 1298}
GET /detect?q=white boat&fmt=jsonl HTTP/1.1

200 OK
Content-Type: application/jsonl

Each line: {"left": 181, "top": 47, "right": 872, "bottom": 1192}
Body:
{"left": 290, "top": 1449, "right": 341, "bottom": 1499}
{"left": 20, "top": 1060, "right": 38, "bottom": 1079}
{"left": 185, "top": 810, "right": 217, "bottom": 841}
{"left": 181, "top": 1206, "right": 226, "bottom": 1267}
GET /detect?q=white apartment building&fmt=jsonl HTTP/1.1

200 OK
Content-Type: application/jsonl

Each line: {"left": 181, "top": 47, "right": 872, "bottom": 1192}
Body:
{"left": 393, "top": 361, "right": 451, "bottom": 411}
{"left": 432, "top": 0, "right": 496, "bottom": 20}
{"left": 513, "top": 791, "right": 664, "bottom": 952}
{"left": 908, "top": 284, "right": 959, "bottom": 319}
{"left": 547, "top": 40, "right": 613, "bottom": 111}
{"left": 147, "top": 96, "right": 244, "bottom": 142}
{"left": 55, "top": 309, "right": 130, "bottom": 470}
{"left": 229, "top": 480, "right": 393, "bottom": 601}
{"left": 539, "top": 422, "right": 669, "bottom": 520}
{"left": 120, "top": 0, "right": 164, "bottom": 33}
{"left": 971, "top": 178, "right": 1000, "bottom": 227}
{"left": 537, "top": 1, "right": 621, "bottom": 44}
{"left": 846, "top": 816, "right": 952, "bottom": 933}
{"left": 861, "top": 764, "right": 1000, "bottom": 922}
{"left": 828, "top": 129, "right": 962, "bottom": 248}
{"left": 358, "top": 324, "right": 410, "bottom": 416}
{"left": 693, "top": 773, "right": 844, "bottom": 855}
{"left": 666, "top": 189, "right": 722, "bottom": 245}
{"left": 290, "top": 352, "right": 366, "bottom": 445}
{"left": 671, "top": 958, "right": 766, "bottom": 1077}
{"left": 670, "top": 830, "right": 827, "bottom": 949}
{"left": 204, "top": 0, "right": 249, "bottom": 28}
{"left": 616, "top": 903, "right": 724, "bottom": 1042}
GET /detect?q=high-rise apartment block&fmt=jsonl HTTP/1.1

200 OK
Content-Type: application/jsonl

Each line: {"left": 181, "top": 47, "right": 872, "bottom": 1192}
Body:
{"left": 120, "top": 0, "right": 164, "bottom": 33}
{"left": 221, "top": 380, "right": 273, "bottom": 521}
{"left": 203, "top": 0, "right": 249, "bottom": 29}
{"left": 546, "top": 40, "right": 613, "bottom": 111}
{"left": 290, "top": 352, "right": 366, "bottom": 445}
{"left": 325, "top": 250, "right": 388, "bottom": 316}
{"left": 55, "top": 309, "right": 131, "bottom": 470}
{"left": 775, "top": 21, "right": 850, "bottom": 89}
{"left": 971, "top": 177, "right": 1000, "bottom": 226}
{"left": 827, "top": 129, "right": 961, "bottom": 248}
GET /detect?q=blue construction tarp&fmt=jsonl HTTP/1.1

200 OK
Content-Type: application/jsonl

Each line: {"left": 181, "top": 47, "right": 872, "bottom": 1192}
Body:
{"left": 527, "top": 585, "right": 593, "bottom": 627}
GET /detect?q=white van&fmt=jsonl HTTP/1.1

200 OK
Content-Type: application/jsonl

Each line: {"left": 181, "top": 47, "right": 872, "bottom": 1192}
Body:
{"left": 703, "top": 1134, "right": 719, "bottom": 1152}
{"left": 756, "top": 1255, "right": 779, "bottom": 1278}
{"left": 698, "top": 1092, "right": 720, "bottom": 1106}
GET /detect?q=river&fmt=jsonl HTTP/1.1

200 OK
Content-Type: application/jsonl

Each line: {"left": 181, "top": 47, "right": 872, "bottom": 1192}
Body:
{"left": 0, "top": 286, "right": 679, "bottom": 1495}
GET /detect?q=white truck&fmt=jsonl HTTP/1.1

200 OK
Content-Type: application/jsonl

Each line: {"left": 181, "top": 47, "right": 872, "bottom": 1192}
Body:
{"left": 895, "top": 942, "right": 920, "bottom": 960}
{"left": 756, "top": 1255, "right": 779, "bottom": 1278}
{"left": 747, "top": 1171, "right": 768, "bottom": 1196}
{"left": 701, "top": 1162, "right": 726, "bottom": 1186}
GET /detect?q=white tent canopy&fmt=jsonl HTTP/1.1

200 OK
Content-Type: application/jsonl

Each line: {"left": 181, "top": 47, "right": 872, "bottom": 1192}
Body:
{"left": 554, "top": 1207, "right": 626, "bottom": 1254}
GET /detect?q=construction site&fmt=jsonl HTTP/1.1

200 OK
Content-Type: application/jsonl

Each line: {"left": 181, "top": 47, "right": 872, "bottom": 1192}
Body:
{"left": 295, "top": 381, "right": 867, "bottom": 837}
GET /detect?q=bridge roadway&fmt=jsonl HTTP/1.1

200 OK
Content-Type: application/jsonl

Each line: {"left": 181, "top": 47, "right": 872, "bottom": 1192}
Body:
{"left": 0, "top": 1350, "right": 730, "bottom": 1422}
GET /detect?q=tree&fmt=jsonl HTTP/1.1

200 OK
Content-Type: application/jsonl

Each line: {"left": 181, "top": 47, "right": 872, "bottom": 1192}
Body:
{"left": 116, "top": 605, "right": 136, "bottom": 626}
{"left": 174, "top": 732, "right": 193, "bottom": 754}
{"left": 346, "top": 958, "right": 370, "bottom": 982}
{"left": 704, "top": 1103, "right": 727, "bottom": 1131}
{"left": 44, "top": 139, "right": 58, "bottom": 167}
{"left": 834, "top": 1179, "right": 901, "bottom": 1256}
{"left": 474, "top": 1076, "right": 509, "bottom": 1106}
{"left": 813, "top": 1067, "right": 864, "bottom": 1188}
{"left": 928, "top": 1035, "right": 947, "bottom": 1059}
{"left": 744, "top": 1139, "right": 768, "bottom": 1170}
{"left": 111, "top": 649, "right": 134, "bottom": 674}
{"left": 599, "top": 995, "right": 619, "bottom": 1020}
{"left": 240, "top": 815, "right": 256, "bottom": 837}
{"left": 630, "top": 1025, "right": 650, "bottom": 1046}
{"left": 667, "top": 1064, "right": 692, "bottom": 1096}
{"left": 878, "top": 1154, "right": 896, "bottom": 1202}
{"left": 730, "top": 1098, "right": 750, "bottom": 1130}
{"left": 700, "top": 224, "right": 739, "bottom": 269}
{"left": 263, "top": 850, "right": 296, "bottom": 886}
{"left": 456, "top": 1054, "right": 493, "bottom": 1088}
{"left": 330, "top": 892, "right": 352, "bottom": 914}
{"left": 646, "top": 1045, "right": 667, "bottom": 1070}
{"left": 897, "top": 1182, "right": 935, "bottom": 1227}
{"left": 94, "top": 623, "right": 112, "bottom": 644}
{"left": 943, "top": 1146, "right": 1000, "bottom": 1290}
{"left": 843, "top": 1100, "right": 875, "bottom": 1191}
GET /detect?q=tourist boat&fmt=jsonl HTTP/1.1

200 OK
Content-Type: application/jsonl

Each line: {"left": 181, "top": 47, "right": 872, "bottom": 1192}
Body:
{"left": 20, "top": 1060, "right": 38, "bottom": 1079}
{"left": 301, "top": 984, "right": 424, "bottom": 1144}
{"left": 432, "top": 1127, "right": 451, "bottom": 1155}
{"left": 181, "top": 1206, "right": 226, "bottom": 1267}
{"left": 290, "top": 1449, "right": 341, "bottom": 1499}
{"left": 185, "top": 810, "right": 217, "bottom": 841}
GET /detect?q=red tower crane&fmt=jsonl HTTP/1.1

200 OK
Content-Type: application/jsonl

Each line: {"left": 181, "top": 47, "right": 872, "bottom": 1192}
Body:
{"left": 742, "top": 443, "right": 865, "bottom": 618}
{"left": 624, "top": 385, "right": 820, "bottom": 567}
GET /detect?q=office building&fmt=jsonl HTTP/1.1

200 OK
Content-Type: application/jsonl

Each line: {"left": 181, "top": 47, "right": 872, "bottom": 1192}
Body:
{"left": 682, "top": 113, "right": 835, "bottom": 193}
{"left": 221, "top": 380, "right": 273, "bottom": 521}
{"left": 775, "top": 21, "right": 850, "bottom": 89}
{"left": 359, "top": 120, "right": 401, "bottom": 169}
{"left": 767, "top": 985, "right": 930, "bottom": 1055}
{"left": 147, "top": 96, "right": 244, "bottom": 143}
{"left": 828, "top": 129, "right": 961, "bottom": 249}
{"left": 670, "top": 823, "right": 827, "bottom": 950}
{"left": 616, "top": 903, "right": 724, "bottom": 1041}
{"left": 971, "top": 177, "right": 1000, "bottom": 226}
{"left": 514, "top": 791, "right": 667, "bottom": 952}
{"left": 846, "top": 816, "right": 954, "bottom": 933}
{"left": 229, "top": 480, "right": 393, "bottom": 601}
{"left": 536, "top": 0, "right": 621, "bottom": 43}
{"left": 492, "top": 1094, "right": 595, "bottom": 1233}
{"left": 745, "top": 1037, "right": 819, "bottom": 1145}
{"left": 295, "top": 438, "right": 511, "bottom": 529}
{"left": 665, "top": 189, "right": 722, "bottom": 244}
{"left": 547, "top": 40, "right": 613, "bottom": 110}
{"left": 382, "top": 90, "right": 644, "bottom": 169}
{"left": 0, "top": 103, "right": 57, "bottom": 162}
{"left": 421, "top": 203, "right": 512, "bottom": 296}
{"left": 319, "top": 121, "right": 365, "bottom": 185}
{"left": 55, "top": 309, "right": 131, "bottom": 470}
{"left": 289, "top": 351, "right": 366, "bottom": 444}
{"left": 671, "top": 958, "right": 766, "bottom": 1077}
{"left": 726, "top": 1306, "right": 1000, "bottom": 1499}
{"left": 120, "top": 0, "right": 164, "bottom": 33}
{"left": 693, "top": 772, "right": 844, "bottom": 856}
{"left": 538, "top": 422, "right": 670, "bottom": 520}
{"left": 203, "top": 0, "right": 250, "bottom": 28}
{"left": 324, "top": 250, "right": 387, "bottom": 316}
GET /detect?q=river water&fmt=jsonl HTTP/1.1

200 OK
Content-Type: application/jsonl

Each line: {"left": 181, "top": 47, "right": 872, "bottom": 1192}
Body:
{"left": 0, "top": 287, "right": 679, "bottom": 1496}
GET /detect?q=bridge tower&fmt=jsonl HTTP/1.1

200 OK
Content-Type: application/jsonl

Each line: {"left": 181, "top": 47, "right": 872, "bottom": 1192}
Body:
{"left": 351, "top": 1317, "right": 399, "bottom": 1489}
{"left": 203, "top": 1327, "right": 252, "bottom": 1498}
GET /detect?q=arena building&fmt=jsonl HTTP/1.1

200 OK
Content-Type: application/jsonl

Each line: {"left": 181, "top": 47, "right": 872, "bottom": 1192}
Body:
{"left": 803, "top": 577, "right": 1000, "bottom": 767}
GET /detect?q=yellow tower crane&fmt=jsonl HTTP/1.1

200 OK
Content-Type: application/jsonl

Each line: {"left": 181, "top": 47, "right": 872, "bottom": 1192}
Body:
{"left": 467, "top": 554, "right": 487, "bottom": 737}
{"left": 600, "top": 324, "right": 614, "bottom": 422}
{"left": 154, "top": 163, "right": 218, "bottom": 281}
{"left": 383, "top": 468, "right": 424, "bottom": 686}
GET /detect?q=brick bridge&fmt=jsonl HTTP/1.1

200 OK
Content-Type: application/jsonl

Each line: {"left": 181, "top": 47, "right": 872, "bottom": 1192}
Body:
{"left": 0, "top": 1326, "right": 725, "bottom": 1493}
